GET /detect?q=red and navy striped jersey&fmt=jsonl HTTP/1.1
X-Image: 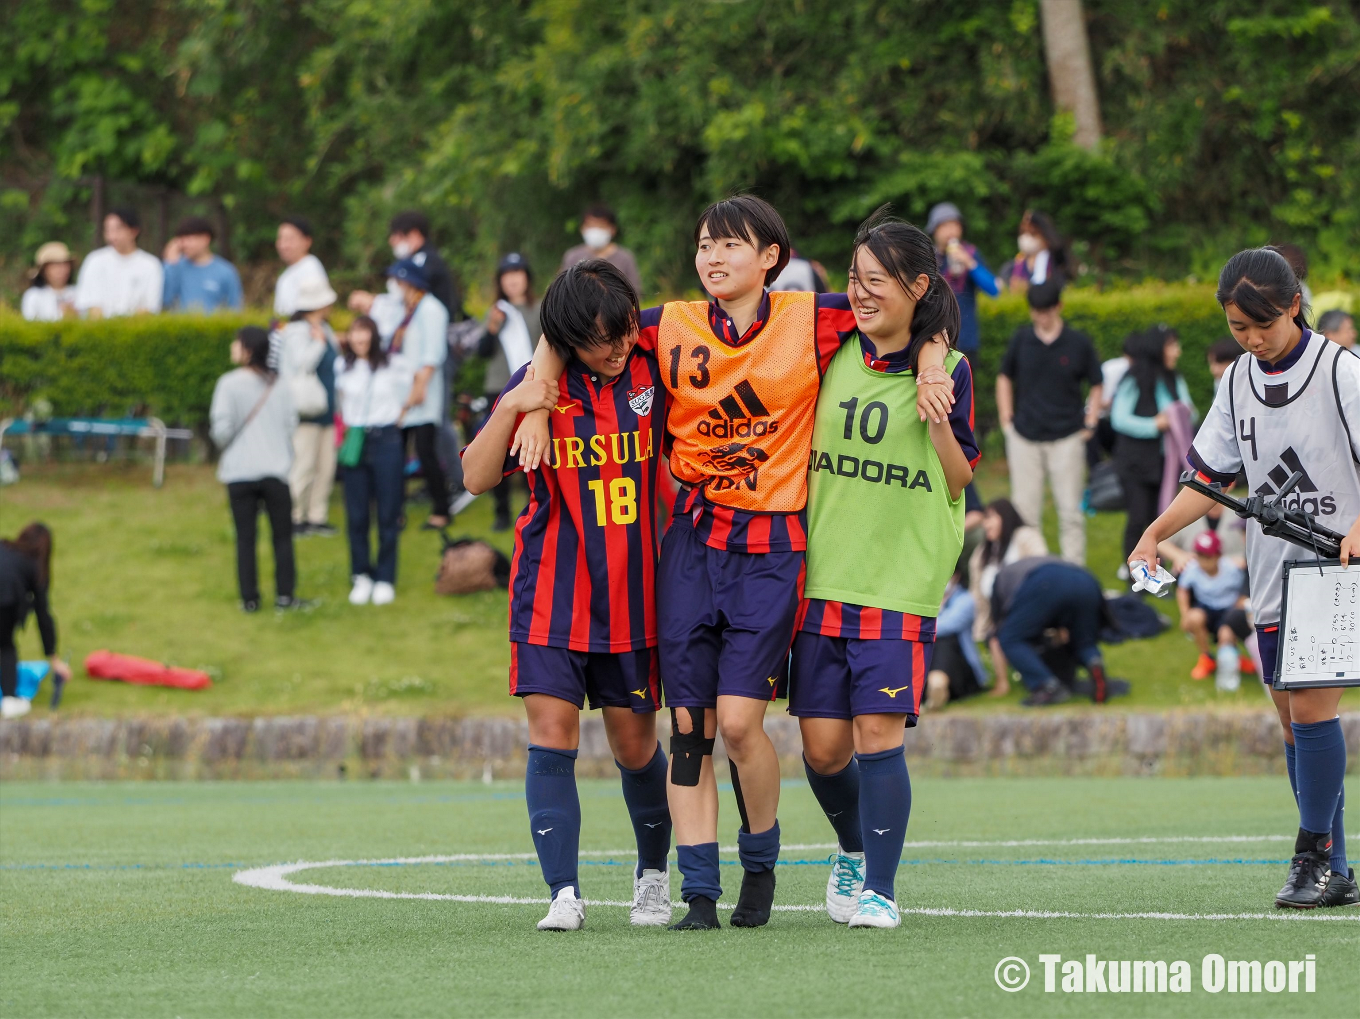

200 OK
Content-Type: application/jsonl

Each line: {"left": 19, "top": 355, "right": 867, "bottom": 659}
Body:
{"left": 799, "top": 335, "right": 979, "bottom": 640}
{"left": 797, "top": 599, "right": 937, "bottom": 641}
{"left": 490, "top": 349, "right": 667, "bottom": 653}
{"left": 636, "top": 291, "right": 857, "bottom": 554}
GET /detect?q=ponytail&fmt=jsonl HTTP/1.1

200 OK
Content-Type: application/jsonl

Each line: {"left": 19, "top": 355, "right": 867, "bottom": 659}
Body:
{"left": 851, "top": 205, "right": 961, "bottom": 372}
{"left": 1215, "top": 246, "right": 1309, "bottom": 332}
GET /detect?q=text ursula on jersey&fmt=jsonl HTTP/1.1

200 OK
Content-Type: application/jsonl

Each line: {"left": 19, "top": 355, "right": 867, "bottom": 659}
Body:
{"left": 807, "top": 447, "right": 933, "bottom": 491}
{"left": 544, "top": 429, "right": 655, "bottom": 471}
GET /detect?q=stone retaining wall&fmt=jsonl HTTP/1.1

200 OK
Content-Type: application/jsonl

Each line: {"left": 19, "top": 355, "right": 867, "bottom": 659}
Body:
{"left": 3, "top": 711, "right": 1356, "bottom": 780}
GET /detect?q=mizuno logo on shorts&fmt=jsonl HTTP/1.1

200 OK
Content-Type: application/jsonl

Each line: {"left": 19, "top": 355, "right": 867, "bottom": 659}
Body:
{"left": 630, "top": 688, "right": 648, "bottom": 698}
{"left": 879, "top": 685, "right": 911, "bottom": 699}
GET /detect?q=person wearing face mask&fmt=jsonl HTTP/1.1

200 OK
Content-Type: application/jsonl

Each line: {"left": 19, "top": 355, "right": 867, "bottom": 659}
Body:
{"left": 559, "top": 203, "right": 643, "bottom": 297}
{"left": 1006, "top": 210, "right": 1069, "bottom": 293}
{"left": 350, "top": 211, "right": 460, "bottom": 319}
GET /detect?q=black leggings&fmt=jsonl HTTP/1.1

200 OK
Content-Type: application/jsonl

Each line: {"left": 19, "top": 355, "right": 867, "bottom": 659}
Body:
{"left": 1, "top": 604, "right": 17, "bottom": 698}
{"left": 405, "top": 423, "right": 450, "bottom": 518}
{"left": 227, "top": 477, "right": 295, "bottom": 604}
{"left": 1114, "top": 459, "right": 1163, "bottom": 559}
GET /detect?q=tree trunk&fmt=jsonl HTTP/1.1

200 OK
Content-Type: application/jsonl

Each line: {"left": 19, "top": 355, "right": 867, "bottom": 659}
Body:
{"left": 1039, "top": 0, "right": 1102, "bottom": 151}
{"left": 90, "top": 174, "right": 105, "bottom": 250}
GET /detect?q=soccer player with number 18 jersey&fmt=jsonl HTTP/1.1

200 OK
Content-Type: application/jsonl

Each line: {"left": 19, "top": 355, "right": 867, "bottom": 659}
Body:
{"left": 461, "top": 260, "right": 674, "bottom": 931}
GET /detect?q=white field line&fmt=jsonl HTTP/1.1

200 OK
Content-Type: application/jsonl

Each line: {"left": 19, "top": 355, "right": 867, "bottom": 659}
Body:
{"left": 232, "top": 855, "right": 1360, "bottom": 922}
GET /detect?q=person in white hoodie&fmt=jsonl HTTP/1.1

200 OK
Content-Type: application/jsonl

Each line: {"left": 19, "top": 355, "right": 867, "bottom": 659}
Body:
{"left": 75, "top": 207, "right": 163, "bottom": 317}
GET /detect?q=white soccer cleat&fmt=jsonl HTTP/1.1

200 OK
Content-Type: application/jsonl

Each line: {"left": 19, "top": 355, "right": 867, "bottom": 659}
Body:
{"left": 630, "top": 868, "right": 673, "bottom": 926}
{"left": 826, "top": 847, "right": 865, "bottom": 923}
{"left": 1, "top": 696, "right": 33, "bottom": 720}
{"left": 348, "top": 575, "right": 374, "bottom": 605}
{"left": 537, "top": 886, "right": 585, "bottom": 931}
{"left": 847, "top": 889, "right": 900, "bottom": 929}
{"left": 1215, "top": 644, "right": 1241, "bottom": 692}
{"left": 371, "top": 581, "right": 396, "bottom": 606}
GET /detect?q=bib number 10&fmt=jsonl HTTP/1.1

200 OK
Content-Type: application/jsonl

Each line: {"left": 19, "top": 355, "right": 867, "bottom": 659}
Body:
{"left": 587, "top": 478, "right": 638, "bottom": 526}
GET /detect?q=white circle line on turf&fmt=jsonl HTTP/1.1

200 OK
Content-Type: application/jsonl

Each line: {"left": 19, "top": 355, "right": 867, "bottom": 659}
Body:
{"left": 231, "top": 857, "right": 1360, "bottom": 921}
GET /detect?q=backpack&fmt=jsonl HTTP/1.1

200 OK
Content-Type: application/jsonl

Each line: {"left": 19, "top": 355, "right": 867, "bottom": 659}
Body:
{"left": 1087, "top": 459, "right": 1125, "bottom": 512}
{"left": 1100, "top": 593, "right": 1171, "bottom": 644}
{"left": 435, "top": 536, "right": 511, "bottom": 595}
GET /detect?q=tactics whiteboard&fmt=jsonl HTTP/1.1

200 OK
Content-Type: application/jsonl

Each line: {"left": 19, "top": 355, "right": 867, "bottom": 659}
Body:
{"left": 1277, "top": 560, "right": 1360, "bottom": 689}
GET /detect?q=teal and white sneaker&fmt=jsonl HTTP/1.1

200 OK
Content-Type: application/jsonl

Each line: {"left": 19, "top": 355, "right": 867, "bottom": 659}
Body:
{"left": 537, "top": 887, "right": 585, "bottom": 931}
{"left": 847, "top": 889, "right": 900, "bottom": 929}
{"left": 826, "top": 847, "right": 866, "bottom": 923}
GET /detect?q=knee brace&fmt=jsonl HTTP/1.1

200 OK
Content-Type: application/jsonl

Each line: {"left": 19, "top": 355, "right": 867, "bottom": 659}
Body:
{"left": 669, "top": 707, "right": 715, "bottom": 787}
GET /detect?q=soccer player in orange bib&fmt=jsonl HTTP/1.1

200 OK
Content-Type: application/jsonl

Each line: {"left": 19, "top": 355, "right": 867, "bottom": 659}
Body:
{"left": 515, "top": 196, "right": 954, "bottom": 929}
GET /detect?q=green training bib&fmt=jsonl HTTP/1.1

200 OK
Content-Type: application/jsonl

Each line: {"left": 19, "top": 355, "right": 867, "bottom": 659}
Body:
{"left": 803, "top": 337, "right": 967, "bottom": 616}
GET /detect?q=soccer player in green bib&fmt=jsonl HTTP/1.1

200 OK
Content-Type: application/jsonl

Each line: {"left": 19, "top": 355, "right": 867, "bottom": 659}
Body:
{"left": 791, "top": 210, "right": 979, "bottom": 928}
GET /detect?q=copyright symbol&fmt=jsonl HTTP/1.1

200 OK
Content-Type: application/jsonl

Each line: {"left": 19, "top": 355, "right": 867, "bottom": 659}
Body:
{"left": 994, "top": 956, "right": 1030, "bottom": 992}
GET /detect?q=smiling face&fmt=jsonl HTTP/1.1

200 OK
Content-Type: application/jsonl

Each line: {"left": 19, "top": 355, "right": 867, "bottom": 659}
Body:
{"left": 694, "top": 226, "right": 779, "bottom": 302}
{"left": 1224, "top": 295, "right": 1301, "bottom": 362}
{"left": 576, "top": 324, "right": 638, "bottom": 379}
{"left": 847, "top": 245, "right": 927, "bottom": 342}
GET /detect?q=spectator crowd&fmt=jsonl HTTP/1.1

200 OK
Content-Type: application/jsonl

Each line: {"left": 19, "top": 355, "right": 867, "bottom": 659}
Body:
{"left": 12, "top": 197, "right": 1358, "bottom": 711}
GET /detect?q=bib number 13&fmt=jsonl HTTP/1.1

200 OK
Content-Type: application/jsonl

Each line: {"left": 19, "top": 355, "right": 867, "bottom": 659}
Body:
{"left": 587, "top": 478, "right": 638, "bottom": 526}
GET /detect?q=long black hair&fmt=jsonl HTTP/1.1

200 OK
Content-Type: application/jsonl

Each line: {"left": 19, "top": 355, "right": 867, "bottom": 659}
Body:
{"left": 1125, "top": 325, "right": 1180, "bottom": 416}
{"left": 979, "top": 498, "right": 1026, "bottom": 567}
{"left": 1215, "top": 246, "right": 1310, "bottom": 331}
{"left": 341, "top": 315, "right": 389, "bottom": 370}
{"left": 1023, "top": 209, "right": 1070, "bottom": 281}
{"left": 851, "top": 206, "right": 961, "bottom": 371}
{"left": 234, "top": 326, "right": 273, "bottom": 374}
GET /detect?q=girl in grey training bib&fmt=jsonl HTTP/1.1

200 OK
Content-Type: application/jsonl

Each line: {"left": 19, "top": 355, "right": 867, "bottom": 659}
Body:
{"left": 1130, "top": 247, "right": 1360, "bottom": 910}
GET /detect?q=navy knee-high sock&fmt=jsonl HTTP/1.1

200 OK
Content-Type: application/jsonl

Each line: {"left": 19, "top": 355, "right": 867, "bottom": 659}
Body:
{"left": 856, "top": 747, "right": 911, "bottom": 900}
{"left": 617, "top": 742, "right": 671, "bottom": 876}
{"left": 525, "top": 745, "right": 580, "bottom": 897}
{"left": 1284, "top": 740, "right": 1298, "bottom": 804}
{"left": 1291, "top": 720, "right": 1347, "bottom": 847}
{"left": 1286, "top": 737, "right": 1346, "bottom": 874}
{"left": 677, "top": 843, "right": 721, "bottom": 903}
{"left": 803, "top": 756, "right": 863, "bottom": 853}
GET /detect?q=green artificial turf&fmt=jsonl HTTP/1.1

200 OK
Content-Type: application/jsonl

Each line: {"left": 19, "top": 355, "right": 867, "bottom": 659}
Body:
{"left": 2, "top": 776, "right": 1357, "bottom": 1017}
{"left": 0, "top": 459, "right": 1270, "bottom": 718}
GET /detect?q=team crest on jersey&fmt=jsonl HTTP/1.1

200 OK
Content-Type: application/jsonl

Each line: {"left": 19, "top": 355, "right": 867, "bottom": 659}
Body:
{"left": 627, "top": 385, "right": 655, "bottom": 417}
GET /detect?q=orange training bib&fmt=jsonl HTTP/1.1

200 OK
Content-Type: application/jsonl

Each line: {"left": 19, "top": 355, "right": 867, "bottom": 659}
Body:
{"left": 658, "top": 291, "right": 818, "bottom": 512}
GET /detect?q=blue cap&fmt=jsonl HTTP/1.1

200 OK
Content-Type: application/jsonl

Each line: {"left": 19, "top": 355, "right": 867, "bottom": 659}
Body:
{"left": 386, "top": 258, "right": 430, "bottom": 291}
{"left": 497, "top": 251, "right": 531, "bottom": 276}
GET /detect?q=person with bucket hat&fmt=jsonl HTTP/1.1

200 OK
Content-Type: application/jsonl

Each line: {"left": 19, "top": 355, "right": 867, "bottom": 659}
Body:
{"left": 277, "top": 271, "right": 341, "bottom": 538}
{"left": 925, "top": 202, "right": 998, "bottom": 357}
{"left": 21, "top": 243, "right": 78, "bottom": 321}
{"left": 387, "top": 257, "right": 451, "bottom": 529}
{"left": 477, "top": 252, "right": 540, "bottom": 530}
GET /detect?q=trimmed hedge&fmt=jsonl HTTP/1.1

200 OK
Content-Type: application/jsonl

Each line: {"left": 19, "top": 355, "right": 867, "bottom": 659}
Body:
{"left": 1, "top": 285, "right": 1350, "bottom": 432}
{"left": 0, "top": 312, "right": 261, "bottom": 426}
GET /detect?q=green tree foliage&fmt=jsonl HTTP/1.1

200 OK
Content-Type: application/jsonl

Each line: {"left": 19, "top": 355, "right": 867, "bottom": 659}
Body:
{"left": 2, "top": 1, "right": 1357, "bottom": 302}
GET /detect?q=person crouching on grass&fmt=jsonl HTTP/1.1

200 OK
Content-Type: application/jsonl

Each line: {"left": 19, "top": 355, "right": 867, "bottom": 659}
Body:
{"left": 792, "top": 210, "right": 978, "bottom": 928}
{"left": 1130, "top": 246, "right": 1360, "bottom": 909}
{"left": 460, "top": 260, "right": 674, "bottom": 932}
{"left": 1174, "top": 529, "right": 1253, "bottom": 688}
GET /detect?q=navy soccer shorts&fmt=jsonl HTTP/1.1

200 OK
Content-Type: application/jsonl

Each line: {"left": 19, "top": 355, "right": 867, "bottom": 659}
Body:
{"left": 657, "top": 513, "right": 803, "bottom": 708}
{"left": 788, "top": 631, "right": 932, "bottom": 725}
{"left": 510, "top": 642, "right": 661, "bottom": 712}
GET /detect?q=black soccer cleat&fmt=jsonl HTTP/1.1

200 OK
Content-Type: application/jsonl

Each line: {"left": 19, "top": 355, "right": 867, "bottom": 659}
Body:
{"left": 1320, "top": 867, "right": 1359, "bottom": 908}
{"left": 729, "top": 868, "right": 776, "bottom": 928}
{"left": 668, "top": 895, "right": 721, "bottom": 930}
{"left": 1275, "top": 828, "right": 1333, "bottom": 909}
{"left": 1020, "top": 679, "right": 1071, "bottom": 708}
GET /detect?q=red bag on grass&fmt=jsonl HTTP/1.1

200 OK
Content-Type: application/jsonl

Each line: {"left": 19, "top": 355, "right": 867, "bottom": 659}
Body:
{"left": 84, "top": 650, "right": 212, "bottom": 691}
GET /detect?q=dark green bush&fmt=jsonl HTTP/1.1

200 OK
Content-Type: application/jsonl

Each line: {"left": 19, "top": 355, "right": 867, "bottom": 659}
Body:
{"left": 0, "top": 312, "right": 259, "bottom": 426}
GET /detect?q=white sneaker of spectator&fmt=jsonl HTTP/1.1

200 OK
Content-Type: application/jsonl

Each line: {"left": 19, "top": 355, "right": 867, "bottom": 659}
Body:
{"left": 371, "top": 581, "right": 396, "bottom": 606}
{"left": 1, "top": 696, "right": 33, "bottom": 720}
{"left": 349, "top": 575, "right": 374, "bottom": 605}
